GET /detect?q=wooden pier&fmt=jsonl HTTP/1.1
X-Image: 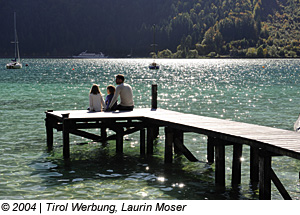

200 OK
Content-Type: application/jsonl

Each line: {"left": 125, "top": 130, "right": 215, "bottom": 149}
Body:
{"left": 45, "top": 86, "right": 300, "bottom": 200}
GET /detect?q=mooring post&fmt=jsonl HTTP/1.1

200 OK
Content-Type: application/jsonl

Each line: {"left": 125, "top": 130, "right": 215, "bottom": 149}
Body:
{"left": 140, "top": 128, "right": 146, "bottom": 155}
{"left": 250, "top": 146, "right": 259, "bottom": 185}
{"left": 45, "top": 111, "right": 54, "bottom": 150}
{"left": 165, "top": 127, "right": 174, "bottom": 163}
{"left": 115, "top": 128, "right": 124, "bottom": 154}
{"left": 232, "top": 143, "right": 243, "bottom": 186}
{"left": 147, "top": 127, "right": 154, "bottom": 155}
{"left": 215, "top": 139, "right": 225, "bottom": 187}
{"left": 259, "top": 150, "right": 272, "bottom": 200}
{"left": 62, "top": 113, "right": 70, "bottom": 159}
{"left": 151, "top": 84, "right": 157, "bottom": 110}
{"left": 207, "top": 136, "right": 215, "bottom": 164}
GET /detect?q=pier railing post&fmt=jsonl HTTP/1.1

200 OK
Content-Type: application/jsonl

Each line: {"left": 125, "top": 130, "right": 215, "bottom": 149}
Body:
{"left": 151, "top": 84, "right": 157, "bottom": 110}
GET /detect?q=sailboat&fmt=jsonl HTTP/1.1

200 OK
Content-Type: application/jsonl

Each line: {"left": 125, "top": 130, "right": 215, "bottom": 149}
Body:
{"left": 6, "top": 12, "right": 22, "bottom": 69}
{"left": 149, "top": 25, "right": 159, "bottom": 70}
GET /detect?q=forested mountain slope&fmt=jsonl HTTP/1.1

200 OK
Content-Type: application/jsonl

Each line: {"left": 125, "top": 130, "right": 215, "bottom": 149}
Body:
{"left": 0, "top": 0, "right": 299, "bottom": 58}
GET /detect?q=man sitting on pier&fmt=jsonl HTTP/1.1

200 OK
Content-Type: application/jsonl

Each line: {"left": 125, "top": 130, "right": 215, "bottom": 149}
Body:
{"left": 106, "top": 74, "right": 134, "bottom": 111}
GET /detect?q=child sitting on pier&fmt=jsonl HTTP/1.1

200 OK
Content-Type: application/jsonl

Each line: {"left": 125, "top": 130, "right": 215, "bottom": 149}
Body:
{"left": 105, "top": 85, "right": 117, "bottom": 111}
{"left": 89, "top": 84, "right": 105, "bottom": 112}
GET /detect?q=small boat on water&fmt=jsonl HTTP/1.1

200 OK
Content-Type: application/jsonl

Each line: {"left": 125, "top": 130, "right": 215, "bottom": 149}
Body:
{"left": 72, "top": 50, "right": 107, "bottom": 59}
{"left": 149, "top": 25, "right": 159, "bottom": 70}
{"left": 6, "top": 12, "right": 22, "bottom": 69}
{"left": 149, "top": 61, "right": 159, "bottom": 70}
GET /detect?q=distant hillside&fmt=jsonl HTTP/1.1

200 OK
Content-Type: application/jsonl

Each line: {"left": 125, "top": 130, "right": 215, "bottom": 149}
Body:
{"left": 1, "top": 0, "right": 299, "bottom": 58}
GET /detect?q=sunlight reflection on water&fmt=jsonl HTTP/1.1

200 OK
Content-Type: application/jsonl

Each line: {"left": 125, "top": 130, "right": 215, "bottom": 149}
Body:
{"left": 1, "top": 58, "right": 300, "bottom": 200}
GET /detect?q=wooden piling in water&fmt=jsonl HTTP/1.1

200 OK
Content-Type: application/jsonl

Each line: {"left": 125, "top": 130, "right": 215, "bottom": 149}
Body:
{"left": 165, "top": 127, "right": 174, "bottom": 163}
{"left": 140, "top": 129, "right": 145, "bottom": 155}
{"left": 215, "top": 139, "right": 225, "bottom": 187}
{"left": 62, "top": 114, "right": 70, "bottom": 159}
{"left": 232, "top": 143, "right": 243, "bottom": 186}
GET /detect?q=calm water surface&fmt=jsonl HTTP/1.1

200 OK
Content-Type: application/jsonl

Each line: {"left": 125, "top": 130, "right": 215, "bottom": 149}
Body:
{"left": 1, "top": 58, "right": 300, "bottom": 200}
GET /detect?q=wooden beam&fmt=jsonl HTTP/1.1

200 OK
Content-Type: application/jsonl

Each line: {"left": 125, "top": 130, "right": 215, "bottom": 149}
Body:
{"left": 270, "top": 168, "right": 292, "bottom": 200}
{"left": 259, "top": 150, "right": 272, "bottom": 200}
{"left": 70, "top": 129, "right": 101, "bottom": 141}
{"left": 215, "top": 139, "right": 225, "bottom": 187}
{"left": 165, "top": 127, "right": 174, "bottom": 163}
{"left": 232, "top": 143, "right": 243, "bottom": 186}
{"left": 174, "top": 129, "right": 183, "bottom": 155}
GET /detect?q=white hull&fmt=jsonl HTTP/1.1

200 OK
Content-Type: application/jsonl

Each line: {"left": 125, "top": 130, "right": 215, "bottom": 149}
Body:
{"left": 72, "top": 51, "right": 107, "bottom": 59}
{"left": 6, "top": 62, "right": 22, "bottom": 69}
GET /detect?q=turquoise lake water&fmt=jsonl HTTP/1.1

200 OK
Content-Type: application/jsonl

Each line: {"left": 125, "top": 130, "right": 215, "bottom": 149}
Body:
{"left": 0, "top": 58, "right": 300, "bottom": 200}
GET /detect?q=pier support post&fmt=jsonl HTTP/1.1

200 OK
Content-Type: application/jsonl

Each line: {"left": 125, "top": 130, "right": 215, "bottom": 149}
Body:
{"left": 62, "top": 113, "right": 70, "bottom": 159}
{"left": 147, "top": 127, "right": 154, "bottom": 155}
{"left": 101, "top": 127, "right": 107, "bottom": 140}
{"left": 250, "top": 147, "right": 259, "bottom": 185}
{"left": 140, "top": 129, "right": 145, "bottom": 155}
{"left": 115, "top": 128, "right": 124, "bottom": 154}
{"left": 174, "top": 129, "right": 184, "bottom": 155}
{"left": 215, "top": 139, "right": 225, "bottom": 187}
{"left": 232, "top": 143, "right": 243, "bottom": 186}
{"left": 165, "top": 127, "right": 174, "bottom": 163}
{"left": 207, "top": 136, "right": 215, "bottom": 164}
{"left": 259, "top": 150, "right": 272, "bottom": 200}
{"left": 45, "top": 114, "right": 54, "bottom": 151}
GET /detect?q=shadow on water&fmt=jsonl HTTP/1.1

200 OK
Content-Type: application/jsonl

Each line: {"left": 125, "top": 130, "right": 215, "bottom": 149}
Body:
{"left": 29, "top": 138, "right": 255, "bottom": 200}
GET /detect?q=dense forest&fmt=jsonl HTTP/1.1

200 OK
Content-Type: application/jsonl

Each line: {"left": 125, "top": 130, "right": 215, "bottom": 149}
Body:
{"left": 1, "top": 0, "right": 300, "bottom": 58}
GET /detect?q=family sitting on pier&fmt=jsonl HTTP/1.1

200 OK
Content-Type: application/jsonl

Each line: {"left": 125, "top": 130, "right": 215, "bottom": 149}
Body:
{"left": 88, "top": 74, "right": 134, "bottom": 112}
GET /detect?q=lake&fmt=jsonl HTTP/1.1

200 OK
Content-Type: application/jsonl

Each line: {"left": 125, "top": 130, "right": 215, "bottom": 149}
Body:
{"left": 1, "top": 58, "right": 300, "bottom": 200}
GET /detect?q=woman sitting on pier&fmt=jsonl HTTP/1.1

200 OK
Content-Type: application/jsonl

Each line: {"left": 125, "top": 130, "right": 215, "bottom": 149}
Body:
{"left": 89, "top": 84, "right": 105, "bottom": 112}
